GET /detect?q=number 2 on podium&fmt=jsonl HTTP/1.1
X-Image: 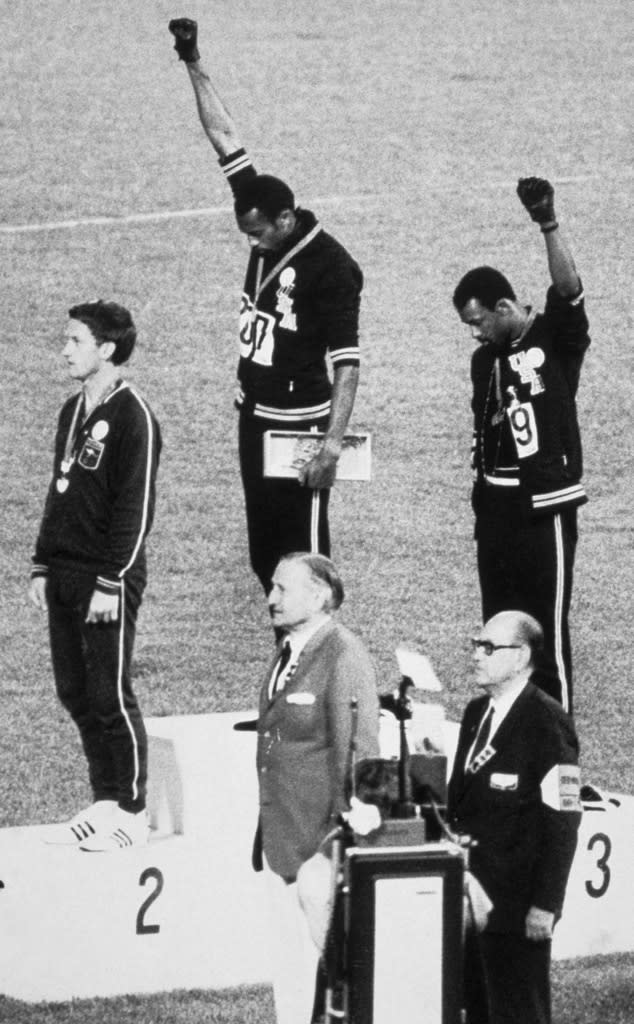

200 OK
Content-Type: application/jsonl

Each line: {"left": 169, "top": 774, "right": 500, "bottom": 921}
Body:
{"left": 136, "top": 866, "right": 164, "bottom": 934}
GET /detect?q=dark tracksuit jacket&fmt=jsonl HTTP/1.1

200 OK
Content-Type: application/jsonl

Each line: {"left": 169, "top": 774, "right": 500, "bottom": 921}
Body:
{"left": 218, "top": 148, "right": 363, "bottom": 589}
{"left": 32, "top": 380, "right": 161, "bottom": 810}
{"left": 470, "top": 285, "right": 591, "bottom": 711}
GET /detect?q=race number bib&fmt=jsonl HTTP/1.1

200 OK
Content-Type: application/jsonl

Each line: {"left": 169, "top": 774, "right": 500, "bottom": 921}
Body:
{"left": 507, "top": 400, "right": 539, "bottom": 458}
{"left": 239, "top": 294, "right": 276, "bottom": 366}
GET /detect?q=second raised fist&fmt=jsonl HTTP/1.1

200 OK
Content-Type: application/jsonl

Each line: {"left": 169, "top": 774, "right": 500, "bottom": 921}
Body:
{"left": 169, "top": 18, "right": 200, "bottom": 63}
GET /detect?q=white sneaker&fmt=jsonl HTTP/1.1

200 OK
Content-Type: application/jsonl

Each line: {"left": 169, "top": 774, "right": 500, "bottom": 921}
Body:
{"left": 79, "top": 808, "right": 149, "bottom": 852}
{"left": 43, "top": 800, "right": 118, "bottom": 845}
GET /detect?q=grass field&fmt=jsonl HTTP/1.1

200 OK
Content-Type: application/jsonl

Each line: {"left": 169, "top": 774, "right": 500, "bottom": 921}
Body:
{"left": 1, "top": 0, "right": 633, "bottom": 1020}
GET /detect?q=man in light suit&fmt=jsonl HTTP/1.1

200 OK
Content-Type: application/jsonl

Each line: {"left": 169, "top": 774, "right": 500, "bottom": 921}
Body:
{"left": 448, "top": 611, "right": 582, "bottom": 1024}
{"left": 256, "top": 552, "right": 380, "bottom": 1024}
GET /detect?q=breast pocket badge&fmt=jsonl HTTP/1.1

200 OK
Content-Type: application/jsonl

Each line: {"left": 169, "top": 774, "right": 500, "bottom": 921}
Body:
{"left": 78, "top": 437, "right": 105, "bottom": 470}
{"left": 489, "top": 772, "right": 519, "bottom": 791}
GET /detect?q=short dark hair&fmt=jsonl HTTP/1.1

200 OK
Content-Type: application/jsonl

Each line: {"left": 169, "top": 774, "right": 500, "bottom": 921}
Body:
{"left": 281, "top": 552, "right": 344, "bottom": 611}
{"left": 233, "top": 174, "right": 295, "bottom": 222}
{"left": 453, "top": 266, "right": 516, "bottom": 312}
{"left": 68, "top": 300, "right": 137, "bottom": 366}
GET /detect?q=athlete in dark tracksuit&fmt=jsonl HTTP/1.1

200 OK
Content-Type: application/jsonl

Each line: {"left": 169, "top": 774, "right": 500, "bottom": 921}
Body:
{"left": 30, "top": 302, "right": 161, "bottom": 834}
{"left": 168, "top": 20, "right": 363, "bottom": 593}
{"left": 222, "top": 150, "right": 363, "bottom": 592}
{"left": 454, "top": 178, "right": 590, "bottom": 713}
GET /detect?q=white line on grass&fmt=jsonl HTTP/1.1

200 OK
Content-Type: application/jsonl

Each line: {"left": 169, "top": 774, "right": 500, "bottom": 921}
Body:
{"left": 0, "top": 194, "right": 387, "bottom": 235}
{"left": 0, "top": 203, "right": 234, "bottom": 234}
{"left": 2, "top": 172, "right": 632, "bottom": 235}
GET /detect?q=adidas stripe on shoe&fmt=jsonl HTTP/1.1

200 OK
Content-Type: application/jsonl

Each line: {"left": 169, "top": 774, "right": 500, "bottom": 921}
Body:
{"left": 43, "top": 800, "right": 118, "bottom": 846}
{"left": 79, "top": 809, "right": 149, "bottom": 852}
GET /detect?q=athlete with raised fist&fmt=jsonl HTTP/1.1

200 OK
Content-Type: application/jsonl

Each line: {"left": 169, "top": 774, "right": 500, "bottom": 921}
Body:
{"left": 168, "top": 18, "right": 363, "bottom": 595}
{"left": 452, "top": 179, "right": 590, "bottom": 713}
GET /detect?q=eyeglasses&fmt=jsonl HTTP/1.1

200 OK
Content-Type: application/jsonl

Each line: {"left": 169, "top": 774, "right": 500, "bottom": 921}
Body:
{"left": 471, "top": 638, "right": 522, "bottom": 657}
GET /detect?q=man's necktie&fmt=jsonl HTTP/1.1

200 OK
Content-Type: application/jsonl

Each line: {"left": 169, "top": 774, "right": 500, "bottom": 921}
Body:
{"left": 269, "top": 640, "right": 292, "bottom": 698}
{"left": 467, "top": 703, "right": 493, "bottom": 773}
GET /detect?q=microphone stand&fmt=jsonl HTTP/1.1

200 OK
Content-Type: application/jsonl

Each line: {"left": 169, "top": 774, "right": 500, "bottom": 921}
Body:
{"left": 394, "top": 675, "right": 417, "bottom": 819}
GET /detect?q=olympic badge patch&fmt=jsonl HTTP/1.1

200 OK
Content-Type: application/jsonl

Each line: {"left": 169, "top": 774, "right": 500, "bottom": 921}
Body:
{"left": 78, "top": 437, "right": 105, "bottom": 470}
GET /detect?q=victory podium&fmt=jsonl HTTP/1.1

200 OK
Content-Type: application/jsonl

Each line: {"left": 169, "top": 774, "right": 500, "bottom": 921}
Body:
{"left": 0, "top": 712, "right": 271, "bottom": 1002}
{"left": 0, "top": 709, "right": 632, "bottom": 1006}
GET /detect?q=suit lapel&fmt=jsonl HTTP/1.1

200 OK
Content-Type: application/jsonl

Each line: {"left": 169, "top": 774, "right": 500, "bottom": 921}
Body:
{"left": 451, "top": 699, "right": 488, "bottom": 799}
{"left": 483, "top": 682, "right": 533, "bottom": 753}
{"left": 262, "top": 619, "right": 335, "bottom": 709}
{"left": 453, "top": 684, "right": 533, "bottom": 798}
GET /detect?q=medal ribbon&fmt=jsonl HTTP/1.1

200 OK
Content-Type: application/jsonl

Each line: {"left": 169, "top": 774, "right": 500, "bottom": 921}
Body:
{"left": 59, "top": 393, "right": 84, "bottom": 476}
{"left": 57, "top": 380, "right": 122, "bottom": 487}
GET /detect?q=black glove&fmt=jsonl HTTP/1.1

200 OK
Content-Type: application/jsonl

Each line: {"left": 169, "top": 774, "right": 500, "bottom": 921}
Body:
{"left": 517, "top": 177, "right": 556, "bottom": 226}
{"left": 168, "top": 18, "right": 200, "bottom": 63}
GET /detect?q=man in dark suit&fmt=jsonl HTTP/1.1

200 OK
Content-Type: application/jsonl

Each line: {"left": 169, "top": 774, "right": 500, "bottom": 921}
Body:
{"left": 255, "top": 552, "right": 380, "bottom": 1024}
{"left": 448, "top": 611, "right": 581, "bottom": 1024}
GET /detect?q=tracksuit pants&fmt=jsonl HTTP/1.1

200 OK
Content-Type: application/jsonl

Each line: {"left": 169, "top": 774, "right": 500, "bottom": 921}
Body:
{"left": 46, "top": 565, "right": 147, "bottom": 813}
{"left": 476, "top": 507, "right": 577, "bottom": 713}
{"left": 239, "top": 412, "right": 331, "bottom": 593}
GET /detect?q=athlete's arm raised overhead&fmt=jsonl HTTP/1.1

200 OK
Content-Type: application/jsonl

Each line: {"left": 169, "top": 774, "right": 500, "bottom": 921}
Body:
{"left": 517, "top": 177, "right": 581, "bottom": 299}
{"left": 169, "top": 18, "right": 243, "bottom": 159}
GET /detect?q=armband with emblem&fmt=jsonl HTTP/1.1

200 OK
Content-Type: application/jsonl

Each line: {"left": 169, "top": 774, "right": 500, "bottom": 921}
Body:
{"left": 540, "top": 764, "right": 581, "bottom": 812}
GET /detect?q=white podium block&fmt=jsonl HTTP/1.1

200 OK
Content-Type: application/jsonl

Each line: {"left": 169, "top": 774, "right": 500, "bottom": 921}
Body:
{"left": 442, "top": 722, "right": 634, "bottom": 961}
{"left": 145, "top": 711, "right": 260, "bottom": 841}
{"left": 553, "top": 789, "right": 634, "bottom": 960}
{"left": 0, "top": 713, "right": 272, "bottom": 1002}
{"left": 2, "top": 713, "right": 633, "bottom": 1002}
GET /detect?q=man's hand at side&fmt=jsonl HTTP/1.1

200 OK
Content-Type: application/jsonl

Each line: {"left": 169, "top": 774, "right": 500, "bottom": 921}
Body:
{"left": 28, "top": 576, "right": 48, "bottom": 611}
{"left": 525, "top": 905, "right": 555, "bottom": 941}
{"left": 85, "top": 590, "right": 119, "bottom": 624}
{"left": 298, "top": 441, "right": 340, "bottom": 489}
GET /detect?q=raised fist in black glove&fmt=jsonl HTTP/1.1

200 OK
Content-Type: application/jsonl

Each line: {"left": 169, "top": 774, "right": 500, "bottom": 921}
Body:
{"left": 168, "top": 18, "right": 200, "bottom": 63}
{"left": 517, "top": 177, "right": 556, "bottom": 226}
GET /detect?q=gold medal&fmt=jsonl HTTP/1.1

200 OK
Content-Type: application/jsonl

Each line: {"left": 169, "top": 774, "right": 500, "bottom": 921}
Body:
{"left": 56, "top": 478, "right": 69, "bottom": 493}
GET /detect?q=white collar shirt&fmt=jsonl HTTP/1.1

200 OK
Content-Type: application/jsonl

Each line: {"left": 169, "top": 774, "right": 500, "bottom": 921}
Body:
{"left": 268, "top": 614, "right": 331, "bottom": 698}
{"left": 464, "top": 676, "right": 530, "bottom": 769}
{"left": 488, "top": 676, "right": 530, "bottom": 741}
